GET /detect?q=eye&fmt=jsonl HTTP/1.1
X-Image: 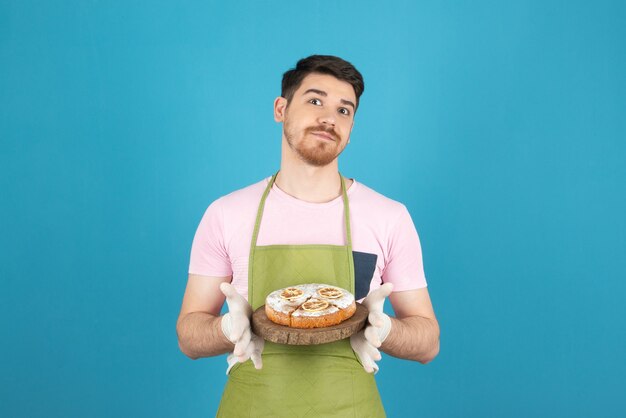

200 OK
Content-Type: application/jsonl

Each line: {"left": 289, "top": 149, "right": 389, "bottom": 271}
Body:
{"left": 338, "top": 107, "right": 351, "bottom": 116}
{"left": 309, "top": 98, "right": 322, "bottom": 106}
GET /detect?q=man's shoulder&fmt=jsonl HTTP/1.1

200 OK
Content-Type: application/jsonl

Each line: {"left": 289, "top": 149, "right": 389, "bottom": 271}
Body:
{"left": 351, "top": 180, "right": 408, "bottom": 214}
{"left": 211, "top": 177, "right": 269, "bottom": 209}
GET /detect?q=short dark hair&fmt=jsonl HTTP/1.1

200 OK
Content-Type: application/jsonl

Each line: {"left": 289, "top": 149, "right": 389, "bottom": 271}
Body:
{"left": 281, "top": 55, "right": 365, "bottom": 110}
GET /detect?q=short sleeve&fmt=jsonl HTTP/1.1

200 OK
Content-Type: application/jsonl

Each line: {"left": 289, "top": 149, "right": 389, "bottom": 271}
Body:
{"left": 188, "top": 200, "right": 233, "bottom": 277}
{"left": 381, "top": 206, "right": 427, "bottom": 291}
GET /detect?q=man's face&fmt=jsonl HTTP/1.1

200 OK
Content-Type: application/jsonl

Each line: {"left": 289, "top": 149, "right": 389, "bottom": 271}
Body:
{"left": 276, "top": 73, "right": 357, "bottom": 167}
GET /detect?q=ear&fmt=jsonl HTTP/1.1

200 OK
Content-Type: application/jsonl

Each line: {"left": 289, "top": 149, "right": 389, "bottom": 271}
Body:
{"left": 274, "top": 97, "right": 288, "bottom": 122}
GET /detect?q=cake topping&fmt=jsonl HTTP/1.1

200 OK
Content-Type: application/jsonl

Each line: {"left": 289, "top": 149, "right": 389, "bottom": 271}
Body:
{"left": 301, "top": 299, "right": 330, "bottom": 312}
{"left": 280, "top": 287, "right": 305, "bottom": 300}
{"left": 317, "top": 287, "right": 344, "bottom": 299}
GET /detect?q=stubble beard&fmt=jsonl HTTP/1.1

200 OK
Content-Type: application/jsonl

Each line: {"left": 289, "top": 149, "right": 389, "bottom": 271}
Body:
{"left": 283, "top": 119, "right": 346, "bottom": 167}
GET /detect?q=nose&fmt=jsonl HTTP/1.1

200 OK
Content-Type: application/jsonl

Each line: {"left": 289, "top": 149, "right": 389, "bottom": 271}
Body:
{"left": 318, "top": 110, "right": 336, "bottom": 127}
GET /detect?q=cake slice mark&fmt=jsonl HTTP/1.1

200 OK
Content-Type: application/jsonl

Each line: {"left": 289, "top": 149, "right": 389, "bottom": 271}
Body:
{"left": 285, "top": 295, "right": 312, "bottom": 323}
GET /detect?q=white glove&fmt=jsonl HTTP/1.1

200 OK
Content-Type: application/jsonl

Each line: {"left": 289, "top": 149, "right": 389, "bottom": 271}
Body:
{"left": 220, "top": 282, "right": 264, "bottom": 374}
{"left": 350, "top": 283, "right": 393, "bottom": 374}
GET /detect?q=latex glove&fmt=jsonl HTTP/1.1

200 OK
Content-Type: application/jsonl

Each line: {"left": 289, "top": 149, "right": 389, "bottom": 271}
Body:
{"left": 220, "top": 282, "right": 264, "bottom": 374}
{"left": 350, "top": 283, "right": 393, "bottom": 374}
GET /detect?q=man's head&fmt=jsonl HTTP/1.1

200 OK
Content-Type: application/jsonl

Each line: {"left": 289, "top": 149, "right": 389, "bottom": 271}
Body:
{"left": 281, "top": 55, "right": 364, "bottom": 111}
{"left": 275, "top": 55, "right": 364, "bottom": 167}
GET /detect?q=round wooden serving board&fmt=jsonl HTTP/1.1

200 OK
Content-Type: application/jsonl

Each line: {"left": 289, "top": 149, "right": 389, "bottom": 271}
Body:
{"left": 252, "top": 303, "right": 368, "bottom": 346}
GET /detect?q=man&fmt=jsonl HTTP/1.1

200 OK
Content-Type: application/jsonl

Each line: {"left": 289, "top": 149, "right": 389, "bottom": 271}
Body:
{"left": 177, "top": 55, "right": 439, "bottom": 417}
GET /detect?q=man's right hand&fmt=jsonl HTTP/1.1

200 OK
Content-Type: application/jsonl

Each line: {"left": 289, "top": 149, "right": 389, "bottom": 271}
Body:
{"left": 220, "top": 283, "right": 264, "bottom": 372}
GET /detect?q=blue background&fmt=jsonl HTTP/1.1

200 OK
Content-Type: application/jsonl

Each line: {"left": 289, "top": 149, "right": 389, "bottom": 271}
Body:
{"left": 1, "top": 1, "right": 625, "bottom": 417}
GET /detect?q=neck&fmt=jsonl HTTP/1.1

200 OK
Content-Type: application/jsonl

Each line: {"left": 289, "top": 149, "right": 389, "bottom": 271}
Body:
{"left": 276, "top": 137, "right": 352, "bottom": 203}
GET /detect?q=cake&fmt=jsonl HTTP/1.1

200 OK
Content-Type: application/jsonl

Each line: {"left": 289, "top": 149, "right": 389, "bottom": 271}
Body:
{"left": 265, "top": 283, "right": 356, "bottom": 329}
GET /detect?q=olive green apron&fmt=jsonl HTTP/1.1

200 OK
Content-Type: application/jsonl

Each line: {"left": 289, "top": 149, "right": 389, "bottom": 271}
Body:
{"left": 216, "top": 173, "right": 385, "bottom": 417}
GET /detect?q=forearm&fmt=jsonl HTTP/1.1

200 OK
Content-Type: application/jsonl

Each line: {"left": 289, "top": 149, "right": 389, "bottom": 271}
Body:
{"left": 176, "top": 312, "right": 234, "bottom": 359}
{"left": 381, "top": 315, "right": 440, "bottom": 364}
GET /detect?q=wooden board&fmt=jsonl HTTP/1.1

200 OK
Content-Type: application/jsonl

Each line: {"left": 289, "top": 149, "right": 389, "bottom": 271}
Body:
{"left": 251, "top": 303, "right": 368, "bottom": 346}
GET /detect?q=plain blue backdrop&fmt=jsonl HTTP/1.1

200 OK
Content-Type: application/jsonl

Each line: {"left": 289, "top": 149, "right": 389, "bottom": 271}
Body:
{"left": 1, "top": 1, "right": 625, "bottom": 417}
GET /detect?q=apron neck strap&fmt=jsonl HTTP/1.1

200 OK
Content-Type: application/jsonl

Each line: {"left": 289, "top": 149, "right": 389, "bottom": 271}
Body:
{"left": 339, "top": 175, "right": 353, "bottom": 248}
{"left": 249, "top": 172, "right": 353, "bottom": 250}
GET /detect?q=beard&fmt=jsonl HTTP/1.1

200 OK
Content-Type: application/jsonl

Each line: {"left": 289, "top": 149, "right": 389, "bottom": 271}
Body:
{"left": 284, "top": 120, "right": 346, "bottom": 167}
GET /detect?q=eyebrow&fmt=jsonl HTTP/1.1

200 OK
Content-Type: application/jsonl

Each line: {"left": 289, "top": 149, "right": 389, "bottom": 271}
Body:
{"left": 303, "top": 88, "right": 356, "bottom": 111}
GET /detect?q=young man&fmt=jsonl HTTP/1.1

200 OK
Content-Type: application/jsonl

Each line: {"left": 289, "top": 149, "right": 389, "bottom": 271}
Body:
{"left": 177, "top": 55, "right": 439, "bottom": 417}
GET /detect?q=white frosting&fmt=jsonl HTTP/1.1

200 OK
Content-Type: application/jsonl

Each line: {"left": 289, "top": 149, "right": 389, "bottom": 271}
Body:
{"left": 265, "top": 283, "right": 355, "bottom": 316}
{"left": 265, "top": 289, "right": 308, "bottom": 314}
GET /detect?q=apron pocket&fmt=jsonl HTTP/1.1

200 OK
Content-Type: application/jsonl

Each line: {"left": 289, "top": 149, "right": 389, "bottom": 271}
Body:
{"left": 353, "top": 251, "right": 378, "bottom": 300}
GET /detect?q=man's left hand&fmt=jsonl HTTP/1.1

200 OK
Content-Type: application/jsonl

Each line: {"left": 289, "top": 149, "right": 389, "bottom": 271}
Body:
{"left": 350, "top": 283, "right": 393, "bottom": 373}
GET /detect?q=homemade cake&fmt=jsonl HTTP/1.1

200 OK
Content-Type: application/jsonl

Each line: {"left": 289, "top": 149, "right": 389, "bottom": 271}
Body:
{"left": 265, "top": 283, "right": 356, "bottom": 329}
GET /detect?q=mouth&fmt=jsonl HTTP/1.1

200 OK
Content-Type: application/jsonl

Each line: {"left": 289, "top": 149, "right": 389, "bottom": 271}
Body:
{"left": 310, "top": 131, "right": 335, "bottom": 141}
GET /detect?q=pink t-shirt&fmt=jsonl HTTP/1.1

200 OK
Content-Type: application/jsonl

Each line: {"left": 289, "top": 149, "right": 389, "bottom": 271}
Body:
{"left": 189, "top": 177, "right": 427, "bottom": 301}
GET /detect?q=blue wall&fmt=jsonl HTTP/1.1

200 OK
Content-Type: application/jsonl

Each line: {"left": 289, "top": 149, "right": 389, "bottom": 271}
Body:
{"left": 1, "top": 1, "right": 624, "bottom": 416}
